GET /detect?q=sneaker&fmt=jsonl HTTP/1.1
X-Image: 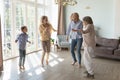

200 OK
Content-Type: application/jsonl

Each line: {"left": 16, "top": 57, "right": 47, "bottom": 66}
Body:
{"left": 86, "top": 73, "right": 95, "bottom": 79}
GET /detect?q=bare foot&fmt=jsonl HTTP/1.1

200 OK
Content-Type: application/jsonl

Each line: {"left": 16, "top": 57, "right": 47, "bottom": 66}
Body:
{"left": 46, "top": 60, "right": 49, "bottom": 65}
{"left": 19, "top": 66, "right": 22, "bottom": 70}
{"left": 78, "top": 64, "right": 82, "bottom": 68}
{"left": 71, "top": 61, "right": 77, "bottom": 66}
{"left": 41, "top": 64, "right": 44, "bottom": 67}
{"left": 22, "top": 66, "right": 25, "bottom": 70}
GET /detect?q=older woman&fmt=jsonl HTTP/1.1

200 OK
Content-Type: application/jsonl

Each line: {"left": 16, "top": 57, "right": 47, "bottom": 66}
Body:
{"left": 66, "top": 13, "right": 83, "bottom": 68}
{"left": 80, "top": 16, "right": 95, "bottom": 79}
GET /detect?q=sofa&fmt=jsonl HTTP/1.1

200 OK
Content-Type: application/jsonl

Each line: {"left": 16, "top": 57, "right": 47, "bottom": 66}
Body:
{"left": 94, "top": 37, "right": 120, "bottom": 59}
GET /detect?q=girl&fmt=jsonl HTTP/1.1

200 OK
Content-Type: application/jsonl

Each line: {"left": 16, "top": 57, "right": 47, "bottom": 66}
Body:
{"left": 39, "top": 16, "right": 56, "bottom": 67}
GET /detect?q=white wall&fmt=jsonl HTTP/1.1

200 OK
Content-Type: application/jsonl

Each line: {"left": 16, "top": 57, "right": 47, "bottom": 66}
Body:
{"left": 114, "top": 0, "right": 120, "bottom": 39}
{"left": 65, "top": 0, "right": 116, "bottom": 38}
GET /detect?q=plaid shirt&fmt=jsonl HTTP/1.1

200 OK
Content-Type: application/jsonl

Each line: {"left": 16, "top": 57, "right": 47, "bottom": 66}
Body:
{"left": 66, "top": 20, "right": 83, "bottom": 39}
{"left": 16, "top": 32, "right": 28, "bottom": 50}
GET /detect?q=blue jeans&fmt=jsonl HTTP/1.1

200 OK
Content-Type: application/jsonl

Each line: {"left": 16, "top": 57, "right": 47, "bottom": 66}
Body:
{"left": 70, "top": 38, "right": 83, "bottom": 64}
{"left": 19, "top": 49, "right": 26, "bottom": 66}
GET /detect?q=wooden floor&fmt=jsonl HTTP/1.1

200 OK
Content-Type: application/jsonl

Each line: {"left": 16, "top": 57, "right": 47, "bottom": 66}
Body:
{"left": 0, "top": 49, "right": 120, "bottom": 80}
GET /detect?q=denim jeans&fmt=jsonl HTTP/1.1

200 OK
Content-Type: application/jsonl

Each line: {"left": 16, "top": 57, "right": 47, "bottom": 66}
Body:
{"left": 70, "top": 38, "right": 83, "bottom": 64}
{"left": 19, "top": 49, "right": 26, "bottom": 66}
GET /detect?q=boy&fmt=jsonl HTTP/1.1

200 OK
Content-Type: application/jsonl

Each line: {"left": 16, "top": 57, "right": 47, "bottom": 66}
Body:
{"left": 15, "top": 26, "right": 30, "bottom": 69}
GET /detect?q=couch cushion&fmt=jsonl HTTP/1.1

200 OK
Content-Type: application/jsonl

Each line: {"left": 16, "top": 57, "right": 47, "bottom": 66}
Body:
{"left": 95, "top": 46, "right": 114, "bottom": 55}
{"left": 95, "top": 37, "right": 119, "bottom": 49}
{"left": 118, "top": 44, "right": 120, "bottom": 48}
{"left": 60, "top": 41, "right": 70, "bottom": 46}
{"left": 57, "top": 35, "right": 67, "bottom": 42}
{"left": 114, "top": 49, "right": 120, "bottom": 56}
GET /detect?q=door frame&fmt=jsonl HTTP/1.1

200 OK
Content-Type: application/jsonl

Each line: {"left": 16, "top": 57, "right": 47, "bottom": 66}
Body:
{"left": 0, "top": 15, "right": 3, "bottom": 71}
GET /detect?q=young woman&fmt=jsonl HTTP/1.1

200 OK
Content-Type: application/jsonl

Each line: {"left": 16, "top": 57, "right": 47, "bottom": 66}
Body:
{"left": 66, "top": 13, "right": 83, "bottom": 68}
{"left": 39, "top": 16, "right": 56, "bottom": 67}
{"left": 80, "top": 16, "right": 95, "bottom": 79}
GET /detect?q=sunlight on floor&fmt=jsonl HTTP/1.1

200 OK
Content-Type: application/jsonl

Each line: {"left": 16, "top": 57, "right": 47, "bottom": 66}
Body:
{"left": 35, "top": 67, "right": 45, "bottom": 75}
{"left": 2, "top": 52, "right": 65, "bottom": 80}
{"left": 58, "top": 58, "right": 64, "bottom": 62}
{"left": 49, "top": 60, "right": 59, "bottom": 67}
{"left": 28, "top": 72, "right": 32, "bottom": 76}
{"left": 49, "top": 52, "right": 64, "bottom": 67}
{"left": 3, "top": 60, "right": 12, "bottom": 80}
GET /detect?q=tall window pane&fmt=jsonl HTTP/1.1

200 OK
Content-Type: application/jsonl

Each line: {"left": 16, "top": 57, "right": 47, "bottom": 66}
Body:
{"left": 25, "top": 0, "right": 35, "bottom": 2}
{"left": 15, "top": 3, "right": 26, "bottom": 56}
{"left": 37, "top": 0, "right": 44, "bottom": 4}
{"left": 37, "top": 8, "right": 44, "bottom": 49}
{"left": 27, "top": 5, "right": 36, "bottom": 53}
{"left": 16, "top": 3, "right": 25, "bottom": 34}
{"left": 3, "top": 0, "right": 12, "bottom": 59}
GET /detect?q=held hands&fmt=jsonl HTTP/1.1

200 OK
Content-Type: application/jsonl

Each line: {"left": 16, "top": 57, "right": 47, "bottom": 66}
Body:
{"left": 79, "top": 29, "right": 83, "bottom": 34}
{"left": 28, "top": 41, "right": 31, "bottom": 44}
{"left": 72, "top": 29, "right": 78, "bottom": 32}
{"left": 72, "top": 29, "right": 84, "bottom": 33}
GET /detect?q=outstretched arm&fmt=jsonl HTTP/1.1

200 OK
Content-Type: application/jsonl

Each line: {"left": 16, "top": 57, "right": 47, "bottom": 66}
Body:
{"left": 15, "top": 34, "right": 20, "bottom": 43}
{"left": 26, "top": 35, "right": 31, "bottom": 44}
{"left": 50, "top": 24, "right": 57, "bottom": 32}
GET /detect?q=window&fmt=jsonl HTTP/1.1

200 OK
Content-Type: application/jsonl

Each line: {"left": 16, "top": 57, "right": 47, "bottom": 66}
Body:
{"left": 2, "top": 0, "right": 58, "bottom": 60}
{"left": 37, "top": 0, "right": 44, "bottom": 4}
{"left": 37, "top": 8, "right": 44, "bottom": 49}
{"left": 26, "top": 0, "right": 35, "bottom": 2}
{"left": 26, "top": 5, "right": 36, "bottom": 53}
{"left": 3, "top": 0, "right": 12, "bottom": 59}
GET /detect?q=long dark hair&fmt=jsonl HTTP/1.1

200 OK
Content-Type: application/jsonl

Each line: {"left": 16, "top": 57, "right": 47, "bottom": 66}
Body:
{"left": 83, "top": 16, "right": 93, "bottom": 24}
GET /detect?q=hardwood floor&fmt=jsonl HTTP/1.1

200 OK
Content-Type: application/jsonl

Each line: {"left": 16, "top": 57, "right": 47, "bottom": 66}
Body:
{"left": 0, "top": 49, "right": 120, "bottom": 80}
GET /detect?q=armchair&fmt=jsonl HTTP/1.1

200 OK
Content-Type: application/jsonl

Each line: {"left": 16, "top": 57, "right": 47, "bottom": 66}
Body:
{"left": 56, "top": 35, "right": 71, "bottom": 50}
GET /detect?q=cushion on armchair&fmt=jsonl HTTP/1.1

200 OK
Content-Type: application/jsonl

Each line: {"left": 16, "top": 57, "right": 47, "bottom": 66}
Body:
{"left": 57, "top": 35, "right": 70, "bottom": 48}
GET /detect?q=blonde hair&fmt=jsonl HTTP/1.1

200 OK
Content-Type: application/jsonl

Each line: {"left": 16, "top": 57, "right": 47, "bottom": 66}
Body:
{"left": 70, "top": 13, "right": 74, "bottom": 21}
{"left": 41, "top": 16, "right": 48, "bottom": 24}
{"left": 73, "top": 12, "right": 80, "bottom": 21}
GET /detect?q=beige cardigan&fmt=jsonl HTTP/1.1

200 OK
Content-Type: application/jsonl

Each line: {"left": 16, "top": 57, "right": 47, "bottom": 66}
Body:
{"left": 82, "top": 24, "right": 96, "bottom": 48}
{"left": 39, "top": 23, "right": 55, "bottom": 41}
